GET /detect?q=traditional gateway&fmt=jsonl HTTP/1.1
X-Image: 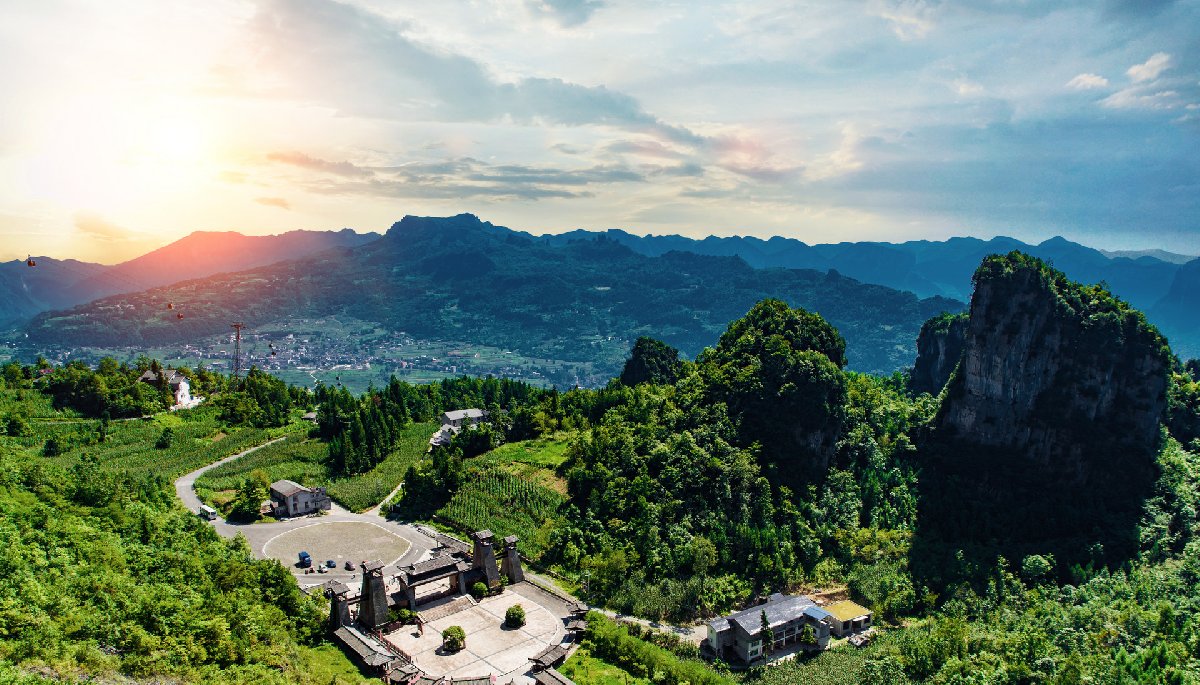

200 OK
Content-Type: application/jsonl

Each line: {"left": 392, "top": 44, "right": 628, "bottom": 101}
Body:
{"left": 703, "top": 593, "right": 873, "bottom": 666}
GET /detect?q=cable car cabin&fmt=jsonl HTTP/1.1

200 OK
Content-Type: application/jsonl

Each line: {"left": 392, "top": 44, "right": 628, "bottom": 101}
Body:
{"left": 25, "top": 258, "right": 36, "bottom": 267}
{"left": 198, "top": 505, "right": 218, "bottom": 521}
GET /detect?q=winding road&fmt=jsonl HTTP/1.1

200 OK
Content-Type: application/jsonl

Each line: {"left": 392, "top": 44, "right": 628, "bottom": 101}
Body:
{"left": 174, "top": 438, "right": 434, "bottom": 588}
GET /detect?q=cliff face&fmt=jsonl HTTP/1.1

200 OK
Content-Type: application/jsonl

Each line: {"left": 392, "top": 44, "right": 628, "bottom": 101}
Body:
{"left": 910, "top": 312, "right": 968, "bottom": 395}
{"left": 938, "top": 252, "right": 1171, "bottom": 480}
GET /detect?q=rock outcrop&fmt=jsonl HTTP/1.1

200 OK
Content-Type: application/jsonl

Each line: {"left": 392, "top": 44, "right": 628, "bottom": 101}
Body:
{"left": 910, "top": 312, "right": 968, "bottom": 395}
{"left": 937, "top": 252, "right": 1171, "bottom": 479}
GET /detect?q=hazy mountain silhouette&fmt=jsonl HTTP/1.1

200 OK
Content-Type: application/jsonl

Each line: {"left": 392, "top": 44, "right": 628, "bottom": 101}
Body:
{"left": 0, "top": 229, "right": 378, "bottom": 328}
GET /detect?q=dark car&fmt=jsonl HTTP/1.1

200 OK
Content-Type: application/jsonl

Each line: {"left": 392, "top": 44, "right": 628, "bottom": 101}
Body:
{"left": 344, "top": 561, "right": 356, "bottom": 571}
{"left": 326, "top": 559, "right": 336, "bottom": 568}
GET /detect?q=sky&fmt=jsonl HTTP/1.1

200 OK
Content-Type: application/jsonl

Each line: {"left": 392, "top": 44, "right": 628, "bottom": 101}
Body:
{"left": 1, "top": 0, "right": 1198, "bottom": 264}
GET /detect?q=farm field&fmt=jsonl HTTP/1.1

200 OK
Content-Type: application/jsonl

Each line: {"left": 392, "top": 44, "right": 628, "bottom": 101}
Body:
{"left": 1, "top": 392, "right": 283, "bottom": 480}
{"left": 195, "top": 420, "right": 437, "bottom": 514}
{"left": 432, "top": 435, "right": 573, "bottom": 558}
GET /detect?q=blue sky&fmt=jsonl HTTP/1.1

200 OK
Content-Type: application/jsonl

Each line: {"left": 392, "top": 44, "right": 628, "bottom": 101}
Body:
{"left": 0, "top": 0, "right": 1197, "bottom": 262}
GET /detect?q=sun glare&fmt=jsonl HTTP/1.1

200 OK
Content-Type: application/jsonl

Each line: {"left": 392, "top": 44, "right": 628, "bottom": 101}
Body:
{"left": 24, "top": 96, "right": 216, "bottom": 214}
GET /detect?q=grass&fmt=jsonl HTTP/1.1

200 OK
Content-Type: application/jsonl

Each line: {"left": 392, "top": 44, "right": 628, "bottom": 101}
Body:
{"left": 0, "top": 393, "right": 282, "bottom": 481}
{"left": 561, "top": 647, "right": 652, "bottom": 685}
{"left": 192, "top": 420, "right": 437, "bottom": 513}
{"left": 290, "top": 644, "right": 377, "bottom": 685}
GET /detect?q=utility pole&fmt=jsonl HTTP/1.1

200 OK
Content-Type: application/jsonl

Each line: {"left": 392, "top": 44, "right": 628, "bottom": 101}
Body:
{"left": 231, "top": 322, "right": 245, "bottom": 388}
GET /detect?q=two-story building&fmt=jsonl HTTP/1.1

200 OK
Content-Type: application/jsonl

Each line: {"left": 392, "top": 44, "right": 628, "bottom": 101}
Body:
{"left": 440, "top": 409, "right": 485, "bottom": 429}
{"left": 705, "top": 593, "right": 833, "bottom": 665}
{"left": 269, "top": 479, "right": 332, "bottom": 518}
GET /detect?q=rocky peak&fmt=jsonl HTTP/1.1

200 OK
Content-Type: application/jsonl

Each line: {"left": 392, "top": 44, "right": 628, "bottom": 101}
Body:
{"left": 937, "top": 251, "right": 1171, "bottom": 480}
{"left": 910, "top": 312, "right": 968, "bottom": 395}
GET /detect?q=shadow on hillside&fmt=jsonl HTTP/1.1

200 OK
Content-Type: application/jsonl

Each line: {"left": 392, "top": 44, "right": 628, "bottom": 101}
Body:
{"left": 908, "top": 437, "right": 1156, "bottom": 591}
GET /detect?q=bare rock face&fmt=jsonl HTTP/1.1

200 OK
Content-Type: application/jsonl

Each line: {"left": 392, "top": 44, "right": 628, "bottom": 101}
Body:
{"left": 910, "top": 312, "right": 968, "bottom": 396}
{"left": 937, "top": 252, "right": 1171, "bottom": 480}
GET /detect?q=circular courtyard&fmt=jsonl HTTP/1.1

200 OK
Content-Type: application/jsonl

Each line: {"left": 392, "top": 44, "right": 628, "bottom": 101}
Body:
{"left": 262, "top": 520, "right": 413, "bottom": 569}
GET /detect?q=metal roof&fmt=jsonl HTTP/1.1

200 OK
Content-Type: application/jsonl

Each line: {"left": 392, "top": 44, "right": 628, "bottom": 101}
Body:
{"left": 442, "top": 408, "right": 485, "bottom": 421}
{"left": 270, "top": 479, "right": 307, "bottom": 497}
{"left": 724, "top": 594, "right": 819, "bottom": 634}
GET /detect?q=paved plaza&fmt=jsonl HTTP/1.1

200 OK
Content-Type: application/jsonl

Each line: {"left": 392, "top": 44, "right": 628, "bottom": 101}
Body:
{"left": 262, "top": 520, "right": 413, "bottom": 569}
{"left": 385, "top": 589, "right": 569, "bottom": 682}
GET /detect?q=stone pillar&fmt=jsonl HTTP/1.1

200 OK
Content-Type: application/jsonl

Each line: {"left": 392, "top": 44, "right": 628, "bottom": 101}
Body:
{"left": 501, "top": 535, "right": 525, "bottom": 584}
{"left": 326, "top": 585, "right": 352, "bottom": 629}
{"left": 471, "top": 530, "right": 501, "bottom": 589}
{"left": 359, "top": 561, "right": 390, "bottom": 629}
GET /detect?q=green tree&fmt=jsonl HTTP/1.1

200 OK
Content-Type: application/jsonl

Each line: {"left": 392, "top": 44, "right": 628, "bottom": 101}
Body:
{"left": 760, "top": 610, "right": 774, "bottom": 656}
{"left": 230, "top": 469, "right": 271, "bottom": 521}
{"left": 619, "top": 337, "right": 685, "bottom": 386}
{"left": 505, "top": 604, "right": 526, "bottom": 628}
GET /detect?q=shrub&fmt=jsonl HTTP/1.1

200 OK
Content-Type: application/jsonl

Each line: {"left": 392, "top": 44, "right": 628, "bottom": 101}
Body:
{"left": 471, "top": 581, "right": 489, "bottom": 600}
{"left": 506, "top": 604, "right": 526, "bottom": 628}
{"left": 443, "top": 625, "right": 466, "bottom": 652}
{"left": 389, "top": 607, "right": 417, "bottom": 625}
{"left": 155, "top": 427, "right": 174, "bottom": 449}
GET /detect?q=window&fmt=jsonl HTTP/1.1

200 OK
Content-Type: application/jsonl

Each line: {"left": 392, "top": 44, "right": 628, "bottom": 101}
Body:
{"left": 748, "top": 640, "right": 762, "bottom": 658}
{"left": 843, "top": 621, "right": 849, "bottom": 631}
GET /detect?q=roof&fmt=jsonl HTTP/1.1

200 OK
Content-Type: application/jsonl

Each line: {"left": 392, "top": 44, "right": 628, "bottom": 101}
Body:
{"left": 533, "top": 669, "right": 575, "bottom": 685}
{"left": 503, "top": 535, "right": 519, "bottom": 545}
{"left": 399, "top": 555, "right": 468, "bottom": 585}
{"left": 270, "top": 480, "right": 307, "bottom": 497}
{"left": 333, "top": 626, "right": 397, "bottom": 668}
{"left": 443, "top": 408, "right": 485, "bottom": 421}
{"left": 804, "top": 606, "right": 833, "bottom": 622}
{"left": 530, "top": 645, "right": 567, "bottom": 668}
{"left": 363, "top": 560, "right": 386, "bottom": 573}
{"left": 139, "top": 369, "right": 187, "bottom": 386}
{"left": 472, "top": 529, "right": 494, "bottom": 541}
{"left": 724, "top": 594, "right": 819, "bottom": 634}
{"left": 450, "top": 677, "right": 495, "bottom": 685}
{"left": 565, "top": 619, "right": 588, "bottom": 631}
{"left": 823, "top": 600, "right": 873, "bottom": 622}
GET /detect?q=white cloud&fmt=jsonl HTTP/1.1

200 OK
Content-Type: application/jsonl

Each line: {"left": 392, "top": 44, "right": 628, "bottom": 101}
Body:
{"left": 1127, "top": 52, "right": 1171, "bottom": 82}
{"left": 1066, "top": 73, "right": 1109, "bottom": 90}
{"left": 1101, "top": 88, "right": 1180, "bottom": 110}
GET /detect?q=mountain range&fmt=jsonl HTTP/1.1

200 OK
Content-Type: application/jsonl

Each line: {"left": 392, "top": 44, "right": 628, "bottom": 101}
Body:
{"left": 20, "top": 215, "right": 958, "bottom": 377}
{"left": 540, "top": 229, "right": 1200, "bottom": 359}
{"left": 0, "top": 229, "right": 377, "bottom": 328}
{"left": 9, "top": 214, "right": 1199, "bottom": 371}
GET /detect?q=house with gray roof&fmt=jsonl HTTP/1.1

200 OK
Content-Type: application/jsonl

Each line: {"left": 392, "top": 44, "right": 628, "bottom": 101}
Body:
{"left": 269, "top": 479, "right": 331, "bottom": 518}
{"left": 440, "top": 408, "right": 485, "bottom": 429}
{"left": 704, "top": 593, "right": 832, "bottom": 665}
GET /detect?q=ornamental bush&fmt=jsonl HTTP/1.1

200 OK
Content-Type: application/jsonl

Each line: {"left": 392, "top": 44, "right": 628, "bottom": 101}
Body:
{"left": 471, "top": 581, "right": 489, "bottom": 600}
{"left": 505, "top": 604, "right": 526, "bottom": 628}
{"left": 443, "top": 625, "right": 466, "bottom": 652}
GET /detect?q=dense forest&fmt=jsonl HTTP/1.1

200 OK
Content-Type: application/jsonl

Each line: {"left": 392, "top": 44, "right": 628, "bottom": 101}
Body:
{"left": 2, "top": 251, "right": 1200, "bottom": 683}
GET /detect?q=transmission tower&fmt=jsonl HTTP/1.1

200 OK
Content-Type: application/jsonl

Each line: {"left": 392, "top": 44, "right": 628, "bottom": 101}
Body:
{"left": 231, "top": 322, "right": 245, "bottom": 387}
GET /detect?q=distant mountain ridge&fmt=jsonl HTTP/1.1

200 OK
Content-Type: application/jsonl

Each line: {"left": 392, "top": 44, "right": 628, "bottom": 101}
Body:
{"left": 0, "top": 228, "right": 379, "bottom": 328}
{"left": 24, "top": 214, "right": 960, "bottom": 379}
{"left": 539, "top": 229, "right": 1199, "bottom": 359}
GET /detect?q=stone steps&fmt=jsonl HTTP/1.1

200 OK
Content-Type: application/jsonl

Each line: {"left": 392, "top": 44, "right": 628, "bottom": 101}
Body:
{"left": 417, "top": 594, "right": 476, "bottom": 623}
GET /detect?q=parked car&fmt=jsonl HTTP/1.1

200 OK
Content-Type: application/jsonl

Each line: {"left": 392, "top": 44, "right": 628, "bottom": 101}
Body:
{"left": 317, "top": 565, "right": 327, "bottom": 574}
{"left": 344, "top": 561, "right": 356, "bottom": 571}
{"left": 326, "top": 559, "right": 336, "bottom": 569}
{"left": 297, "top": 551, "right": 312, "bottom": 568}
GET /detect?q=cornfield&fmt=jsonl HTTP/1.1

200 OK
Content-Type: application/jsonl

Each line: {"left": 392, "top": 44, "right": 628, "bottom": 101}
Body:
{"left": 437, "top": 465, "right": 565, "bottom": 558}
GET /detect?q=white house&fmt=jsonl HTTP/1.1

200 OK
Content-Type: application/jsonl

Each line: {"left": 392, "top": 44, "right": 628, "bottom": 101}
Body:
{"left": 139, "top": 369, "right": 202, "bottom": 409}
{"left": 440, "top": 408, "right": 486, "bottom": 429}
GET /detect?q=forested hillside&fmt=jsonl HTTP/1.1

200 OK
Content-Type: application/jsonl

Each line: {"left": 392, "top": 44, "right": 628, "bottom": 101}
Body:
{"left": 4, "top": 252, "right": 1200, "bottom": 683}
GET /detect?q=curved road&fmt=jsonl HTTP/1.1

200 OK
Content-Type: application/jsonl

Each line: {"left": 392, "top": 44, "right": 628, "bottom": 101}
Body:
{"left": 174, "top": 438, "right": 434, "bottom": 588}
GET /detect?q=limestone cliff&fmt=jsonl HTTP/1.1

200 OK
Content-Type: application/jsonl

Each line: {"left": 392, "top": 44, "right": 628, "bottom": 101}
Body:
{"left": 937, "top": 252, "right": 1171, "bottom": 479}
{"left": 910, "top": 312, "right": 968, "bottom": 396}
